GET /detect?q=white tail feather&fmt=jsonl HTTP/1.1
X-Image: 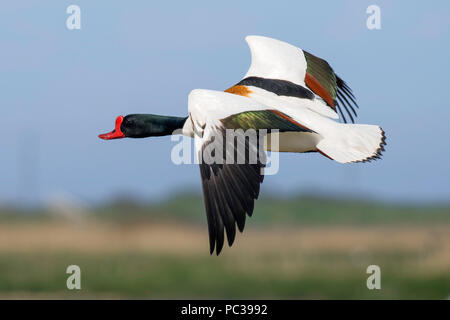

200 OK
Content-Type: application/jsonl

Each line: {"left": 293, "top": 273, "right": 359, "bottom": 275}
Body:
{"left": 317, "top": 124, "right": 386, "bottom": 163}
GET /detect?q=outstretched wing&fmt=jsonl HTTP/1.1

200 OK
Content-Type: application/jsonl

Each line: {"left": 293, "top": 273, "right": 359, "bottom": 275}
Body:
{"left": 189, "top": 89, "right": 311, "bottom": 255}
{"left": 226, "top": 35, "right": 358, "bottom": 123}
{"left": 198, "top": 125, "right": 265, "bottom": 255}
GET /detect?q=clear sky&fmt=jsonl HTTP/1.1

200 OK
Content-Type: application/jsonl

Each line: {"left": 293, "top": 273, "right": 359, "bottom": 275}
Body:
{"left": 1, "top": 1, "right": 449, "bottom": 206}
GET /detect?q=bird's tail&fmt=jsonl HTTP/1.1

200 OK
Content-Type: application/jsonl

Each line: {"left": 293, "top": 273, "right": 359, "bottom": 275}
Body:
{"left": 316, "top": 123, "right": 386, "bottom": 163}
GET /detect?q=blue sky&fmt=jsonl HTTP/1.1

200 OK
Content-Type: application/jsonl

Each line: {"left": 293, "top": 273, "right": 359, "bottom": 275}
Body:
{"left": 1, "top": 1, "right": 449, "bottom": 205}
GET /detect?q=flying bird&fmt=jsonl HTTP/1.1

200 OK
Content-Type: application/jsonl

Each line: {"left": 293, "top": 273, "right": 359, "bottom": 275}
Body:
{"left": 99, "top": 36, "right": 386, "bottom": 255}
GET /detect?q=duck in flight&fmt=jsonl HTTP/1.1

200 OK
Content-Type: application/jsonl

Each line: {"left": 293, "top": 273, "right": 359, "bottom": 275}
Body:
{"left": 99, "top": 36, "right": 386, "bottom": 255}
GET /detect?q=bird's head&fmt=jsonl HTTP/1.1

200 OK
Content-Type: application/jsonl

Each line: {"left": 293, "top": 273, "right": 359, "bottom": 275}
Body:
{"left": 99, "top": 114, "right": 161, "bottom": 140}
{"left": 99, "top": 114, "right": 187, "bottom": 140}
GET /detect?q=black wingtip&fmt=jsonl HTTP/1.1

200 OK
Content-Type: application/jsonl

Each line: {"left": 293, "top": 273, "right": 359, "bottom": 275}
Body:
{"left": 236, "top": 219, "right": 245, "bottom": 233}
{"left": 215, "top": 241, "right": 224, "bottom": 255}
{"left": 335, "top": 75, "right": 359, "bottom": 123}
{"left": 227, "top": 229, "right": 236, "bottom": 247}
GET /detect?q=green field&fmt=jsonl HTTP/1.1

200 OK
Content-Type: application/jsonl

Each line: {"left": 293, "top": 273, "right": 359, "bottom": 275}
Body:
{"left": 0, "top": 195, "right": 449, "bottom": 299}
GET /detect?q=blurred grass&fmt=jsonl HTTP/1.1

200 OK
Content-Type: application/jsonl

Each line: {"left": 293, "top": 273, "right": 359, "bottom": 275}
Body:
{"left": 0, "top": 194, "right": 449, "bottom": 299}
{"left": 1, "top": 251, "right": 449, "bottom": 299}
{"left": 94, "top": 193, "right": 450, "bottom": 226}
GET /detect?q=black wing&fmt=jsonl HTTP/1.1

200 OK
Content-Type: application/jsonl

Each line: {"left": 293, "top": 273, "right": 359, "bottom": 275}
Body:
{"left": 198, "top": 126, "right": 265, "bottom": 255}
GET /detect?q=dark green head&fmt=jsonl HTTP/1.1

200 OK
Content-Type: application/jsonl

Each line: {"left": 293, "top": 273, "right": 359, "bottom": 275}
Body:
{"left": 99, "top": 114, "right": 187, "bottom": 140}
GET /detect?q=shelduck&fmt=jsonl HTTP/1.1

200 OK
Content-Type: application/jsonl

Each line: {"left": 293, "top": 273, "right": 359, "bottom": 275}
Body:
{"left": 99, "top": 36, "right": 386, "bottom": 255}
